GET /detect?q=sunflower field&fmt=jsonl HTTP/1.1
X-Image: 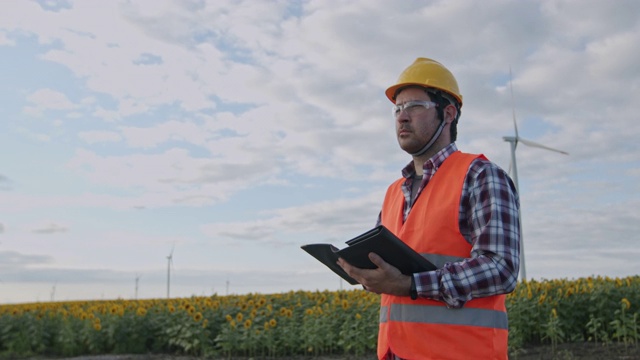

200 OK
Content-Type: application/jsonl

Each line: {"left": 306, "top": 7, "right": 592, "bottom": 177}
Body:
{"left": 0, "top": 275, "right": 638, "bottom": 359}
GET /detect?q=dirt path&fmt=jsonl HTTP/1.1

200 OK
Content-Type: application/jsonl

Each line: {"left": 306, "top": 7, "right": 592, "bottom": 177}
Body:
{"left": 23, "top": 342, "right": 640, "bottom": 360}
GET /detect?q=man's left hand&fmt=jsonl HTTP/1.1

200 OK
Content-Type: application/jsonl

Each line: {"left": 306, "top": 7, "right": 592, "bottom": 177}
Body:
{"left": 337, "top": 252, "right": 412, "bottom": 297}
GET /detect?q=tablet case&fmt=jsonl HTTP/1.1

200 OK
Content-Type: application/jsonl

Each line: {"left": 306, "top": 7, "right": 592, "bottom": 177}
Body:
{"left": 301, "top": 225, "right": 437, "bottom": 285}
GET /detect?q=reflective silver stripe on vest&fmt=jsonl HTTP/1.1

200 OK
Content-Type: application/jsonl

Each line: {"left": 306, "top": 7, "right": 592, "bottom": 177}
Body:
{"left": 380, "top": 303, "right": 508, "bottom": 330}
{"left": 421, "top": 253, "right": 466, "bottom": 268}
{"left": 380, "top": 305, "right": 389, "bottom": 323}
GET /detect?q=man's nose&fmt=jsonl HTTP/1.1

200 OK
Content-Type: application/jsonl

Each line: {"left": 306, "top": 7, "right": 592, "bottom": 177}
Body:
{"left": 396, "top": 110, "right": 410, "bottom": 122}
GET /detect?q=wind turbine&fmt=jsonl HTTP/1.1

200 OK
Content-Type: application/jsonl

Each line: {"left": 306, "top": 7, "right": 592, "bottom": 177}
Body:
{"left": 134, "top": 273, "right": 142, "bottom": 299}
{"left": 166, "top": 245, "right": 174, "bottom": 299}
{"left": 503, "top": 68, "right": 568, "bottom": 281}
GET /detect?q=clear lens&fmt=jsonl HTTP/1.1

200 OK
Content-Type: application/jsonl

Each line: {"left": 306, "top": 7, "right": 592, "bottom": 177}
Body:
{"left": 392, "top": 100, "right": 437, "bottom": 118}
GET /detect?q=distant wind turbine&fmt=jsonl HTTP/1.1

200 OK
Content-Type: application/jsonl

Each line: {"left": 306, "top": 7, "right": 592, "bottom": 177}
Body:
{"left": 135, "top": 273, "right": 142, "bottom": 299}
{"left": 50, "top": 283, "right": 57, "bottom": 302}
{"left": 166, "top": 245, "right": 174, "bottom": 299}
{"left": 503, "top": 68, "right": 569, "bottom": 281}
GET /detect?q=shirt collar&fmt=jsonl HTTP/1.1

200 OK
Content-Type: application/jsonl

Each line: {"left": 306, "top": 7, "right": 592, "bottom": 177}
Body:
{"left": 401, "top": 142, "right": 458, "bottom": 179}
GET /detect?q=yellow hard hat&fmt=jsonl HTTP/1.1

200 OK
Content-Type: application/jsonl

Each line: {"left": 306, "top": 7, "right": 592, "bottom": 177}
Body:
{"left": 385, "top": 57, "right": 463, "bottom": 106}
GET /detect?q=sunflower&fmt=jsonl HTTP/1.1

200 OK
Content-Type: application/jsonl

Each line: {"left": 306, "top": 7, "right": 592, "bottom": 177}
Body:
{"left": 622, "top": 298, "right": 631, "bottom": 310}
{"left": 136, "top": 307, "right": 147, "bottom": 316}
{"left": 193, "top": 312, "right": 203, "bottom": 322}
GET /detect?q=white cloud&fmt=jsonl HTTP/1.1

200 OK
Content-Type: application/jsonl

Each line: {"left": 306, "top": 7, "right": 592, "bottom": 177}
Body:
{"left": 23, "top": 88, "right": 78, "bottom": 116}
{"left": 119, "top": 120, "right": 207, "bottom": 148}
{"left": 92, "top": 107, "right": 121, "bottom": 122}
{"left": 30, "top": 222, "right": 69, "bottom": 234}
{"left": 201, "top": 192, "right": 383, "bottom": 244}
{"left": 64, "top": 147, "right": 266, "bottom": 207}
{"left": 16, "top": 127, "right": 51, "bottom": 142}
{"left": 78, "top": 130, "right": 122, "bottom": 144}
{"left": 1, "top": 0, "right": 640, "bottom": 303}
{"left": 0, "top": 30, "right": 15, "bottom": 45}
{"left": 0, "top": 251, "right": 52, "bottom": 268}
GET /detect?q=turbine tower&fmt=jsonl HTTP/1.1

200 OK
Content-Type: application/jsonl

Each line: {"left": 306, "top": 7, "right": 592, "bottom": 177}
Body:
{"left": 166, "top": 246, "right": 174, "bottom": 299}
{"left": 504, "top": 68, "right": 568, "bottom": 281}
{"left": 135, "top": 273, "right": 141, "bottom": 299}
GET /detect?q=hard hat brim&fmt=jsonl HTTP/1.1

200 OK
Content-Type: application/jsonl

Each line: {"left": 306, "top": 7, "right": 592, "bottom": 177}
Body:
{"left": 385, "top": 83, "right": 463, "bottom": 106}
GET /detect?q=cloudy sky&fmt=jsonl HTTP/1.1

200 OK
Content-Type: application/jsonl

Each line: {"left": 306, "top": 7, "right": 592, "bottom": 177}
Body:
{"left": 1, "top": 0, "right": 639, "bottom": 304}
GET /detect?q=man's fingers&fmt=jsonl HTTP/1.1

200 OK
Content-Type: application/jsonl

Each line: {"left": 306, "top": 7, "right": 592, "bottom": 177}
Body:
{"left": 338, "top": 258, "right": 359, "bottom": 278}
{"left": 368, "top": 252, "right": 387, "bottom": 269}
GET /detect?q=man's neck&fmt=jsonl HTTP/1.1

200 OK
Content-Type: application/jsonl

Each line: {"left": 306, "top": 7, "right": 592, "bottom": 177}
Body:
{"left": 411, "top": 142, "right": 453, "bottom": 176}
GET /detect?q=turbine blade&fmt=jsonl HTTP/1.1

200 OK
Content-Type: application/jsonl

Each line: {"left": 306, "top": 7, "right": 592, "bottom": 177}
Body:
{"left": 509, "top": 67, "right": 519, "bottom": 138}
{"left": 518, "top": 138, "right": 569, "bottom": 155}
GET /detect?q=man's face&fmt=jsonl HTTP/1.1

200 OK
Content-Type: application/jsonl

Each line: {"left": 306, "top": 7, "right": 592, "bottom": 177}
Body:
{"left": 394, "top": 88, "right": 440, "bottom": 154}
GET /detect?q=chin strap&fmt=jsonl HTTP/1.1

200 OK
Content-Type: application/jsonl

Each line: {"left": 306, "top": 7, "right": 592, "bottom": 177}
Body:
{"left": 409, "top": 119, "right": 446, "bottom": 157}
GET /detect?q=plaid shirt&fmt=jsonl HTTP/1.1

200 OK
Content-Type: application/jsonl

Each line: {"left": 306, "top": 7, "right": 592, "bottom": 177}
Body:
{"left": 378, "top": 143, "right": 520, "bottom": 309}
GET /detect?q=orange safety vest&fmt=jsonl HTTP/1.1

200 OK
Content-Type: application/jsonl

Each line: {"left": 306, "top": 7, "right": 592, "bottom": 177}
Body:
{"left": 378, "top": 151, "right": 508, "bottom": 360}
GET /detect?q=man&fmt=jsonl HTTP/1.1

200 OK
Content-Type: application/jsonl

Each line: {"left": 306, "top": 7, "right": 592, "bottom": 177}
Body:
{"left": 338, "top": 58, "right": 520, "bottom": 360}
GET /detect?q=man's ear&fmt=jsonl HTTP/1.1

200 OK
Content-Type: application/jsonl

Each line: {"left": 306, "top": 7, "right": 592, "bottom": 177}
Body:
{"left": 444, "top": 104, "right": 457, "bottom": 124}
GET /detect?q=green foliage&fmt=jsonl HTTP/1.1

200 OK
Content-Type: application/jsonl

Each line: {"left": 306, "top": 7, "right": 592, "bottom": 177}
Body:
{"left": 506, "top": 275, "right": 640, "bottom": 355}
{"left": 0, "top": 276, "right": 638, "bottom": 358}
{"left": 541, "top": 308, "right": 565, "bottom": 353}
